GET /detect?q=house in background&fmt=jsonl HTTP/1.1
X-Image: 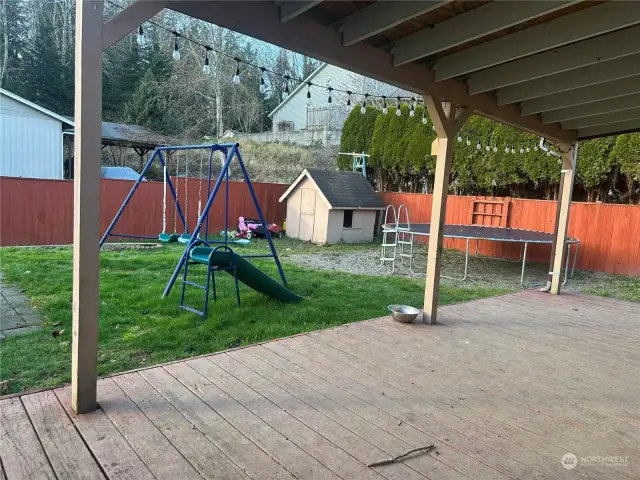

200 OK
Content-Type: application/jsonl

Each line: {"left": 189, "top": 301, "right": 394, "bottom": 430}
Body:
{"left": 0, "top": 88, "right": 74, "bottom": 179}
{"left": 280, "top": 168, "right": 385, "bottom": 244}
{"left": 235, "top": 63, "right": 411, "bottom": 146}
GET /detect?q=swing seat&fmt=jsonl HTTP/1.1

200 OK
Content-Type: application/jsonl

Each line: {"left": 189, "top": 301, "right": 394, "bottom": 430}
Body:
{"left": 159, "top": 233, "right": 179, "bottom": 243}
{"left": 177, "top": 233, "right": 192, "bottom": 244}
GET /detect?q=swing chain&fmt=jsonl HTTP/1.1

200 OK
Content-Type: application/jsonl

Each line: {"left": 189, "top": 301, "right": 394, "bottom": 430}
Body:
{"left": 184, "top": 153, "right": 188, "bottom": 231}
{"left": 162, "top": 164, "right": 167, "bottom": 234}
{"left": 173, "top": 153, "right": 178, "bottom": 233}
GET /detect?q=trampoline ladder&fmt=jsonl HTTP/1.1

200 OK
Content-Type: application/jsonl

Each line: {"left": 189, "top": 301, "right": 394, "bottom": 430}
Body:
{"left": 397, "top": 205, "right": 414, "bottom": 266}
{"left": 381, "top": 205, "right": 398, "bottom": 272}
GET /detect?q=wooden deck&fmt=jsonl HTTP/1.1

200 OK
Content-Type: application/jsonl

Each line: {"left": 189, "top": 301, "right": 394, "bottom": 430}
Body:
{"left": 1, "top": 291, "right": 638, "bottom": 479}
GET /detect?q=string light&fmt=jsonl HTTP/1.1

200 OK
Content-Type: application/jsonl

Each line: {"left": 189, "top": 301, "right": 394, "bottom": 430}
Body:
{"left": 534, "top": 144, "right": 539, "bottom": 151}
{"left": 202, "top": 47, "right": 211, "bottom": 75}
{"left": 519, "top": 145, "right": 525, "bottom": 154}
{"left": 409, "top": 98, "right": 415, "bottom": 117}
{"left": 259, "top": 67, "right": 267, "bottom": 94}
{"left": 526, "top": 146, "right": 531, "bottom": 153}
{"left": 361, "top": 94, "right": 368, "bottom": 115}
{"left": 347, "top": 91, "right": 352, "bottom": 109}
{"left": 136, "top": 25, "right": 145, "bottom": 46}
{"left": 172, "top": 32, "right": 180, "bottom": 61}
{"left": 395, "top": 97, "right": 401, "bottom": 116}
{"left": 327, "top": 87, "right": 333, "bottom": 104}
{"left": 511, "top": 147, "right": 516, "bottom": 154}
{"left": 485, "top": 139, "right": 491, "bottom": 152}
{"left": 282, "top": 76, "right": 290, "bottom": 100}
{"left": 382, "top": 96, "right": 388, "bottom": 115}
{"left": 232, "top": 58, "right": 241, "bottom": 84}
{"left": 458, "top": 135, "right": 463, "bottom": 142}
{"left": 422, "top": 111, "right": 428, "bottom": 125}
{"left": 493, "top": 144, "right": 498, "bottom": 152}
{"left": 505, "top": 144, "right": 510, "bottom": 154}
{"left": 306, "top": 82, "right": 311, "bottom": 105}
{"left": 476, "top": 139, "right": 482, "bottom": 150}
{"left": 466, "top": 136, "right": 471, "bottom": 146}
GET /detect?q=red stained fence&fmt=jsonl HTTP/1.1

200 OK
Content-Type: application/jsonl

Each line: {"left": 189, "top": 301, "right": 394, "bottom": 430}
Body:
{"left": 2, "top": 176, "right": 639, "bottom": 276}
{"left": 0, "top": 176, "right": 287, "bottom": 247}
{"left": 379, "top": 192, "right": 640, "bottom": 276}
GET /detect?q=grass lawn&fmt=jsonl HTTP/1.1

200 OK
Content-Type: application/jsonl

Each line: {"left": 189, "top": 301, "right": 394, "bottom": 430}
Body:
{"left": 0, "top": 239, "right": 508, "bottom": 394}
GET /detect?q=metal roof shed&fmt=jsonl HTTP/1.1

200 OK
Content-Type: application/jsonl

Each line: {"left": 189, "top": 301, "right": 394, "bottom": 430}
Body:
{"left": 70, "top": 0, "right": 640, "bottom": 412}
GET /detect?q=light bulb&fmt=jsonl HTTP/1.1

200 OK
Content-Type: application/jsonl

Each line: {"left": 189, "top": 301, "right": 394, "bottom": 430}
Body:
{"left": 534, "top": 145, "right": 539, "bottom": 151}
{"left": 327, "top": 88, "right": 332, "bottom": 104}
{"left": 409, "top": 105, "right": 415, "bottom": 117}
{"left": 202, "top": 55, "right": 210, "bottom": 75}
{"left": 361, "top": 105, "right": 366, "bottom": 114}
{"left": 476, "top": 141, "right": 481, "bottom": 150}
{"left": 232, "top": 63, "right": 240, "bottom": 84}
{"left": 526, "top": 146, "right": 530, "bottom": 153}
{"left": 466, "top": 137, "right": 470, "bottom": 146}
{"left": 395, "top": 107, "right": 401, "bottom": 116}
{"left": 505, "top": 145, "right": 510, "bottom": 153}
{"left": 282, "top": 90, "right": 289, "bottom": 101}
{"left": 422, "top": 116, "right": 428, "bottom": 125}
{"left": 382, "top": 106, "right": 388, "bottom": 115}
{"left": 172, "top": 40, "right": 180, "bottom": 61}
{"left": 485, "top": 145, "right": 491, "bottom": 152}
{"left": 457, "top": 135, "right": 462, "bottom": 142}
{"left": 136, "top": 25, "right": 145, "bottom": 46}
{"left": 259, "top": 68, "right": 266, "bottom": 94}
{"left": 511, "top": 148, "right": 515, "bottom": 154}
{"left": 431, "top": 124, "right": 435, "bottom": 131}
{"left": 493, "top": 145, "right": 498, "bottom": 152}
{"left": 519, "top": 146, "right": 524, "bottom": 154}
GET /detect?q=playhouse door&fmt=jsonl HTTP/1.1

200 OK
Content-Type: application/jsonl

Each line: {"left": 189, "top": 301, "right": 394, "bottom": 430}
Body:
{"left": 299, "top": 188, "right": 316, "bottom": 241}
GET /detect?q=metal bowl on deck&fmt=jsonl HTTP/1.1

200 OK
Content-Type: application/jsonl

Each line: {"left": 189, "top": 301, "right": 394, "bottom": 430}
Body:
{"left": 388, "top": 304, "right": 420, "bottom": 323}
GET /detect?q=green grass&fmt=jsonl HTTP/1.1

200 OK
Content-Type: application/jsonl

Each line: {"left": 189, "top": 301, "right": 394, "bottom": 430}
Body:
{"left": 0, "top": 240, "right": 508, "bottom": 394}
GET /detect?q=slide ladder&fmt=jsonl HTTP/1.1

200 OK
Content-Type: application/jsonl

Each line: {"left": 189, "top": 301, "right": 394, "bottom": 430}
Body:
{"left": 396, "top": 205, "right": 414, "bottom": 267}
{"left": 380, "top": 205, "right": 398, "bottom": 272}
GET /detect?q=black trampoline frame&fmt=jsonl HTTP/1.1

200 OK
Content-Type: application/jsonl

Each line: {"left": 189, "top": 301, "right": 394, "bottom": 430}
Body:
{"left": 382, "top": 223, "right": 580, "bottom": 286}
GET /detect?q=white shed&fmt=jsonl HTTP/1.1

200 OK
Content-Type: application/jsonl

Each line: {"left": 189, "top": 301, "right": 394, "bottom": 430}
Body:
{"left": 0, "top": 88, "right": 74, "bottom": 179}
{"left": 280, "top": 168, "right": 385, "bottom": 245}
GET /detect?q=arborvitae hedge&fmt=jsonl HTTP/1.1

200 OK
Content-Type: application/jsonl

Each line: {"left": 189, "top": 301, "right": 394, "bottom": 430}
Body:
{"left": 337, "top": 104, "right": 639, "bottom": 202}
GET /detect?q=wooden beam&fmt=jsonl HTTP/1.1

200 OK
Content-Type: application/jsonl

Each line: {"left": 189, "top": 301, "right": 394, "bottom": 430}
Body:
{"left": 103, "top": 0, "right": 168, "bottom": 50}
{"left": 550, "top": 143, "right": 577, "bottom": 295}
{"left": 578, "top": 119, "right": 640, "bottom": 139}
{"left": 394, "top": 1, "right": 574, "bottom": 67}
{"left": 167, "top": 1, "right": 575, "bottom": 144}
{"left": 466, "top": 25, "right": 640, "bottom": 93}
{"left": 521, "top": 75, "right": 640, "bottom": 115}
{"left": 280, "top": 1, "right": 322, "bottom": 22}
{"left": 72, "top": 0, "right": 103, "bottom": 414}
{"left": 436, "top": 1, "right": 640, "bottom": 81}
{"left": 562, "top": 107, "right": 640, "bottom": 130}
{"left": 542, "top": 93, "right": 640, "bottom": 124}
{"left": 342, "top": 0, "right": 452, "bottom": 47}
{"left": 497, "top": 54, "right": 640, "bottom": 105}
{"left": 422, "top": 94, "right": 468, "bottom": 324}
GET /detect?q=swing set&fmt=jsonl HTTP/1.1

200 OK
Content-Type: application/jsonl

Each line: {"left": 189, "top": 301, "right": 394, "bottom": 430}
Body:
{"left": 100, "top": 143, "right": 300, "bottom": 316}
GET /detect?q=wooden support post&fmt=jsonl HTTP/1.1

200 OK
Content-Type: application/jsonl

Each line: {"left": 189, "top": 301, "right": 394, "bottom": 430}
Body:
{"left": 422, "top": 95, "right": 470, "bottom": 324}
{"left": 72, "top": 0, "right": 104, "bottom": 414}
{"left": 550, "top": 142, "right": 578, "bottom": 295}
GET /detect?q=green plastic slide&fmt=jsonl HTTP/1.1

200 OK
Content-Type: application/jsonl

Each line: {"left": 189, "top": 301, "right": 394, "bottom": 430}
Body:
{"left": 189, "top": 247, "right": 302, "bottom": 303}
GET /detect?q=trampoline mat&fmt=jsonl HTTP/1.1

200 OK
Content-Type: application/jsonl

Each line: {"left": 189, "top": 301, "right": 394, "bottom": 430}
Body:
{"left": 384, "top": 223, "right": 579, "bottom": 244}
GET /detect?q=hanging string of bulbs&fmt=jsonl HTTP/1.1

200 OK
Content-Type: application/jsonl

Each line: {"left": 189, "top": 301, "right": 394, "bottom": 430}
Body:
{"left": 111, "top": 0, "right": 558, "bottom": 156}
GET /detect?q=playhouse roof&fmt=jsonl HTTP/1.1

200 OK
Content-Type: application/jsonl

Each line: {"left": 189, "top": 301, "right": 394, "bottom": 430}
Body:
{"left": 280, "top": 168, "right": 385, "bottom": 210}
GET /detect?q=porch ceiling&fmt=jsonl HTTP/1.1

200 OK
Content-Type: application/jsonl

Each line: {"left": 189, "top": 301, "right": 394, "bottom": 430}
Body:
{"left": 166, "top": 0, "right": 640, "bottom": 142}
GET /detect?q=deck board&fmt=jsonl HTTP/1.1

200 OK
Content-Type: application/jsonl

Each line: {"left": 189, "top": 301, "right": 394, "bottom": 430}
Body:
{"left": 1, "top": 291, "right": 638, "bottom": 479}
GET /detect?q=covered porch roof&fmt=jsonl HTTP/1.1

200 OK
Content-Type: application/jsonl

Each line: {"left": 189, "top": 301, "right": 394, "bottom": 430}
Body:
{"left": 163, "top": 0, "right": 640, "bottom": 142}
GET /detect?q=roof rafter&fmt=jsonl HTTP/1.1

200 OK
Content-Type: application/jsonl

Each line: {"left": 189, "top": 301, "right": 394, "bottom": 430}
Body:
{"left": 280, "top": 1, "right": 323, "bottom": 23}
{"left": 521, "top": 75, "right": 640, "bottom": 116}
{"left": 562, "top": 107, "right": 640, "bottom": 130}
{"left": 579, "top": 119, "right": 640, "bottom": 139}
{"left": 436, "top": 1, "right": 640, "bottom": 82}
{"left": 497, "top": 55, "right": 640, "bottom": 106}
{"left": 341, "top": 0, "right": 452, "bottom": 47}
{"left": 467, "top": 25, "right": 640, "bottom": 93}
{"left": 393, "top": 0, "right": 575, "bottom": 67}
{"left": 542, "top": 93, "right": 640, "bottom": 124}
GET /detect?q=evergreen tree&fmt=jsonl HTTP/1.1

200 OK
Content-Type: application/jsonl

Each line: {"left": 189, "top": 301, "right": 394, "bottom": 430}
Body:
{"left": 406, "top": 105, "right": 435, "bottom": 177}
{"left": 576, "top": 138, "right": 615, "bottom": 202}
{"left": 123, "top": 68, "right": 169, "bottom": 133}
{"left": 393, "top": 103, "right": 421, "bottom": 173}
{"left": 369, "top": 110, "right": 392, "bottom": 168}
{"left": 1, "top": 0, "right": 28, "bottom": 90}
{"left": 16, "top": 3, "right": 73, "bottom": 115}
{"left": 354, "top": 106, "right": 379, "bottom": 153}
{"left": 337, "top": 106, "right": 360, "bottom": 168}
{"left": 611, "top": 133, "right": 640, "bottom": 203}
{"left": 382, "top": 104, "right": 409, "bottom": 170}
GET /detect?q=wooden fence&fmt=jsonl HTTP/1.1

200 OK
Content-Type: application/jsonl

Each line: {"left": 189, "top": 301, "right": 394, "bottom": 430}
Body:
{"left": 0, "top": 177, "right": 288, "bottom": 247}
{"left": 379, "top": 192, "right": 640, "bottom": 276}
{"left": 1, "top": 176, "right": 638, "bottom": 276}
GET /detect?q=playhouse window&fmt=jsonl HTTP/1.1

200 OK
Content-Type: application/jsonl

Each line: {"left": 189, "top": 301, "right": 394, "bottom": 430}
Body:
{"left": 343, "top": 210, "right": 353, "bottom": 228}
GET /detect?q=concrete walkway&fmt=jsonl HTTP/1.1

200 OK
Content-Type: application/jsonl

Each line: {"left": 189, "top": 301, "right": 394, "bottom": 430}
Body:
{"left": 0, "top": 273, "right": 41, "bottom": 339}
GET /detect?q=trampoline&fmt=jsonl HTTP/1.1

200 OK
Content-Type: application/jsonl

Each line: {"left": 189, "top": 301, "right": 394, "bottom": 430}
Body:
{"left": 381, "top": 222, "right": 580, "bottom": 286}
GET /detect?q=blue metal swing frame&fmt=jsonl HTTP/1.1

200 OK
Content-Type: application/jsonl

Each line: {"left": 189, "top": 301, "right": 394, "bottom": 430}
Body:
{"left": 158, "top": 143, "right": 287, "bottom": 297}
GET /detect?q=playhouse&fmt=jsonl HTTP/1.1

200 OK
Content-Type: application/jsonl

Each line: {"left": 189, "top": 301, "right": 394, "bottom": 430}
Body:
{"left": 280, "top": 168, "right": 384, "bottom": 244}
